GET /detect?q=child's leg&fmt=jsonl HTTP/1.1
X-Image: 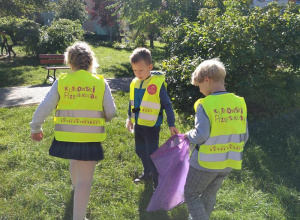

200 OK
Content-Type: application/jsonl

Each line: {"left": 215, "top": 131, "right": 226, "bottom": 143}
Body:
{"left": 144, "top": 126, "right": 160, "bottom": 188}
{"left": 70, "top": 160, "right": 77, "bottom": 189}
{"left": 11, "top": 46, "right": 16, "bottom": 56}
{"left": 201, "top": 171, "right": 230, "bottom": 217}
{"left": 134, "top": 124, "right": 151, "bottom": 174}
{"left": 71, "top": 160, "right": 97, "bottom": 220}
{"left": 7, "top": 45, "right": 11, "bottom": 57}
{"left": 184, "top": 166, "right": 226, "bottom": 220}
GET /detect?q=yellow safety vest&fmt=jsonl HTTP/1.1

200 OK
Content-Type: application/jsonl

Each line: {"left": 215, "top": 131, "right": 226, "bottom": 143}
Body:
{"left": 194, "top": 93, "right": 247, "bottom": 170}
{"left": 129, "top": 74, "right": 165, "bottom": 126}
{"left": 5, "top": 35, "right": 13, "bottom": 46}
{"left": 54, "top": 70, "right": 106, "bottom": 142}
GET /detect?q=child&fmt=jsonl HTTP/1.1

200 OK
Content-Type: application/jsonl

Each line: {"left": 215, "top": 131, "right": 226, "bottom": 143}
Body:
{"left": 184, "top": 59, "right": 249, "bottom": 220}
{"left": 1, "top": 31, "right": 16, "bottom": 58}
{"left": 126, "top": 47, "right": 179, "bottom": 190}
{"left": 30, "top": 42, "right": 116, "bottom": 220}
{"left": 0, "top": 30, "right": 8, "bottom": 56}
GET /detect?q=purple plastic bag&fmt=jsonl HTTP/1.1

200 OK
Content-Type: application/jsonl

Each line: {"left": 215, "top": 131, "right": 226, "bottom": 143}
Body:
{"left": 146, "top": 134, "right": 190, "bottom": 212}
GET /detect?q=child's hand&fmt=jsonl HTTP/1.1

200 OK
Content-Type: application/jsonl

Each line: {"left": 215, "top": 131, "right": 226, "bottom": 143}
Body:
{"left": 169, "top": 126, "right": 179, "bottom": 136}
{"left": 126, "top": 119, "right": 134, "bottom": 133}
{"left": 184, "top": 132, "right": 189, "bottom": 139}
{"left": 31, "top": 132, "right": 44, "bottom": 142}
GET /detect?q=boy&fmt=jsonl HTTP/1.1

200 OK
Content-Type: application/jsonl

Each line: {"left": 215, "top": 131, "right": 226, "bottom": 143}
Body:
{"left": 126, "top": 47, "right": 179, "bottom": 190}
{"left": 2, "top": 31, "right": 16, "bottom": 58}
{"left": 184, "top": 59, "right": 248, "bottom": 220}
{"left": 0, "top": 30, "right": 8, "bottom": 56}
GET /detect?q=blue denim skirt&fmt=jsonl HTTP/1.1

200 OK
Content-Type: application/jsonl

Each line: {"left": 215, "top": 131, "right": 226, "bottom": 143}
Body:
{"left": 49, "top": 138, "right": 104, "bottom": 161}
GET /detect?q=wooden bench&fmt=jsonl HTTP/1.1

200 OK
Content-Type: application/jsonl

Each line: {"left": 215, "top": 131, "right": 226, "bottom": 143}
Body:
{"left": 39, "top": 54, "right": 70, "bottom": 83}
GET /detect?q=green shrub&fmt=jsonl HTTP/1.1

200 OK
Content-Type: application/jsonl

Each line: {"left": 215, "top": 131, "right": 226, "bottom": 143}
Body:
{"left": 0, "top": 17, "right": 40, "bottom": 44}
{"left": 0, "top": 17, "right": 84, "bottom": 56}
{"left": 37, "top": 19, "right": 84, "bottom": 55}
{"left": 162, "top": 2, "right": 300, "bottom": 119}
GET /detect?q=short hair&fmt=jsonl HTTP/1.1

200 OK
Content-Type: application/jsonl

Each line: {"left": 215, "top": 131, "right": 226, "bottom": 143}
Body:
{"left": 191, "top": 58, "right": 226, "bottom": 85}
{"left": 129, "top": 47, "right": 152, "bottom": 65}
{"left": 64, "top": 41, "right": 99, "bottom": 74}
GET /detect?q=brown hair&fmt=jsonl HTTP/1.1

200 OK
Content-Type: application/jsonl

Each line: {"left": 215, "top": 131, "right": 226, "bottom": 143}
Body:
{"left": 129, "top": 47, "right": 152, "bottom": 65}
{"left": 191, "top": 58, "right": 226, "bottom": 85}
{"left": 64, "top": 41, "right": 99, "bottom": 73}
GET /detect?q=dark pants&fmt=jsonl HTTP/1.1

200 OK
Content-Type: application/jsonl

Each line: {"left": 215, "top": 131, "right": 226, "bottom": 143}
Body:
{"left": 134, "top": 124, "right": 160, "bottom": 187}
{"left": 7, "top": 45, "right": 16, "bottom": 57}
{"left": 1, "top": 43, "right": 7, "bottom": 55}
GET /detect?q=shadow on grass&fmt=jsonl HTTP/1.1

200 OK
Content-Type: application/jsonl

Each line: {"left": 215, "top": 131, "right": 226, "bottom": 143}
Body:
{"left": 0, "top": 56, "right": 40, "bottom": 88}
{"left": 62, "top": 190, "right": 74, "bottom": 220}
{"left": 138, "top": 180, "right": 170, "bottom": 220}
{"left": 231, "top": 109, "right": 300, "bottom": 218}
{"left": 138, "top": 180, "right": 188, "bottom": 220}
{"left": 102, "top": 63, "right": 132, "bottom": 78}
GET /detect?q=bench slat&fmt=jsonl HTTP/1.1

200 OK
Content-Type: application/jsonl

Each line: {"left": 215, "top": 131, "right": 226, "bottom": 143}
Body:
{"left": 39, "top": 54, "right": 65, "bottom": 59}
{"left": 40, "top": 60, "right": 65, "bottom": 64}
{"left": 43, "top": 66, "right": 70, "bottom": 70}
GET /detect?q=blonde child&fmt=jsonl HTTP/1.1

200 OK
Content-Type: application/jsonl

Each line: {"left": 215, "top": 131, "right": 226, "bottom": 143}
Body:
{"left": 184, "top": 59, "right": 249, "bottom": 219}
{"left": 126, "top": 47, "right": 179, "bottom": 190}
{"left": 30, "top": 42, "right": 116, "bottom": 220}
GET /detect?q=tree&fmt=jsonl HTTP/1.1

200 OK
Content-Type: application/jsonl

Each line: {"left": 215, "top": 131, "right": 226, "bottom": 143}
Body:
{"left": 115, "top": 0, "right": 166, "bottom": 48}
{"left": 89, "top": 0, "right": 120, "bottom": 42}
{"left": 0, "top": 0, "right": 49, "bottom": 18}
{"left": 162, "top": 1, "right": 300, "bottom": 119}
{"left": 54, "top": 0, "right": 88, "bottom": 25}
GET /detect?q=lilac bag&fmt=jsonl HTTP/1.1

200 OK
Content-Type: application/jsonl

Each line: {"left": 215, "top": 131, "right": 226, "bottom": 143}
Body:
{"left": 146, "top": 134, "right": 190, "bottom": 212}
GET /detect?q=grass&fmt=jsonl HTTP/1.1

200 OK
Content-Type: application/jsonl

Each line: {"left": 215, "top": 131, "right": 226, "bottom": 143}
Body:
{"left": 0, "top": 93, "right": 299, "bottom": 220}
{"left": 0, "top": 42, "right": 300, "bottom": 219}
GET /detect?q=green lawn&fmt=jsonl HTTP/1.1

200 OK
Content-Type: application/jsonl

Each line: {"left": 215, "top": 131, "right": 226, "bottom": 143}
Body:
{"left": 0, "top": 42, "right": 299, "bottom": 219}
{"left": 0, "top": 93, "right": 299, "bottom": 219}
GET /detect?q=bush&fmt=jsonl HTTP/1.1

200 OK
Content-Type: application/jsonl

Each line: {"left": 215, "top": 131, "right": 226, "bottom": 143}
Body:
{"left": 37, "top": 19, "right": 84, "bottom": 55}
{"left": 0, "top": 17, "right": 40, "bottom": 44}
{"left": 0, "top": 17, "right": 85, "bottom": 56}
{"left": 162, "top": 2, "right": 300, "bottom": 119}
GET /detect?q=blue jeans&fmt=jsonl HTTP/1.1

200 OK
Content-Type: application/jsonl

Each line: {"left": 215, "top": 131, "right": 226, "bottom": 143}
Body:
{"left": 184, "top": 166, "right": 231, "bottom": 220}
{"left": 134, "top": 124, "right": 160, "bottom": 187}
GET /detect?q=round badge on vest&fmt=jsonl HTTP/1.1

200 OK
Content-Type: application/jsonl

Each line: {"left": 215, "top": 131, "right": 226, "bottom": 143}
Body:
{"left": 147, "top": 84, "right": 157, "bottom": 95}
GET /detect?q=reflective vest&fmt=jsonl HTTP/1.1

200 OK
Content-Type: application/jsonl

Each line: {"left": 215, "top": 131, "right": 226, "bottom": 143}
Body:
{"left": 194, "top": 93, "right": 247, "bottom": 170}
{"left": 130, "top": 74, "right": 165, "bottom": 126}
{"left": 5, "top": 35, "right": 13, "bottom": 46}
{"left": 54, "top": 70, "right": 106, "bottom": 142}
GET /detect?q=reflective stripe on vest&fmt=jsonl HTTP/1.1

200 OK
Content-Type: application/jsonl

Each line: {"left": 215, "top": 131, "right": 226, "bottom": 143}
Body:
{"left": 129, "top": 74, "right": 165, "bottom": 126}
{"left": 54, "top": 70, "right": 106, "bottom": 142}
{"left": 195, "top": 93, "right": 247, "bottom": 170}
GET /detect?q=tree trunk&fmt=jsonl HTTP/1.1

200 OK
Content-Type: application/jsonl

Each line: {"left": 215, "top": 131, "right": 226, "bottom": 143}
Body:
{"left": 149, "top": 32, "right": 154, "bottom": 49}
{"left": 109, "top": 26, "right": 113, "bottom": 42}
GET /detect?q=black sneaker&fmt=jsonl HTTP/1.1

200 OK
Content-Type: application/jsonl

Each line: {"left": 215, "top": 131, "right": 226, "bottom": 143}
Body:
{"left": 134, "top": 172, "right": 152, "bottom": 183}
{"left": 13, "top": 54, "right": 16, "bottom": 58}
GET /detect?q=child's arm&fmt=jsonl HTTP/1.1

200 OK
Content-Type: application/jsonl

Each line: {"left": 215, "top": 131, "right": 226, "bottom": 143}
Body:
{"left": 103, "top": 80, "right": 116, "bottom": 122}
{"left": 126, "top": 101, "right": 134, "bottom": 132}
{"left": 30, "top": 81, "right": 59, "bottom": 141}
{"left": 185, "top": 104, "right": 210, "bottom": 144}
{"left": 160, "top": 84, "right": 179, "bottom": 135}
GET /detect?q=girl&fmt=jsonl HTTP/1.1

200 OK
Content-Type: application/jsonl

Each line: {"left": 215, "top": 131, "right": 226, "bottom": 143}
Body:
{"left": 30, "top": 42, "right": 116, "bottom": 220}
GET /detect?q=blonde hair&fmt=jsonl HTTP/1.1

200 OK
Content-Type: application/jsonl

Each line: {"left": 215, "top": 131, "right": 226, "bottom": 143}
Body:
{"left": 64, "top": 41, "right": 99, "bottom": 74}
{"left": 191, "top": 58, "right": 226, "bottom": 85}
{"left": 129, "top": 47, "right": 152, "bottom": 65}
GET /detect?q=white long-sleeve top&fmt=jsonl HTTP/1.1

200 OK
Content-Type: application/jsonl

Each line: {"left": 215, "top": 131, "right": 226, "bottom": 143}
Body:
{"left": 30, "top": 79, "right": 116, "bottom": 134}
